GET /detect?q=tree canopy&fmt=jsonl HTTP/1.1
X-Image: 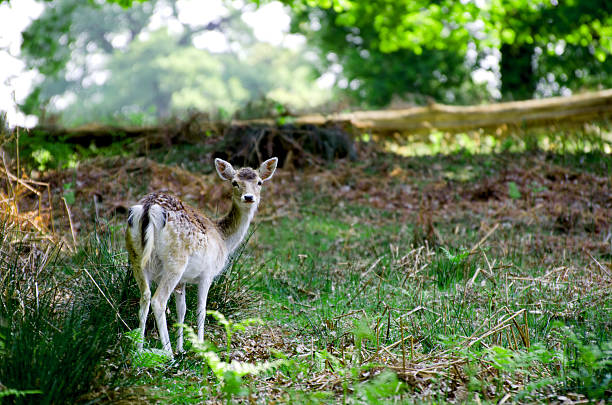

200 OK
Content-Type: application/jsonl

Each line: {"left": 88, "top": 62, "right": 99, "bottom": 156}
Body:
{"left": 10, "top": 0, "right": 612, "bottom": 124}
{"left": 18, "top": 0, "right": 329, "bottom": 125}
{"left": 281, "top": 0, "right": 612, "bottom": 104}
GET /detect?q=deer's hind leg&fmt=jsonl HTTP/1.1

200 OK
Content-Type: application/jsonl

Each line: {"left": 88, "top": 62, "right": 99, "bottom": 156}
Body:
{"left": 151, "top": 260, "right": 187, "bottom": 354}
{"left": 174, "top": 283, "right": 187, "bottom": 352}
{"left": 127, "top": 231, "right": 150, "bottom": 351}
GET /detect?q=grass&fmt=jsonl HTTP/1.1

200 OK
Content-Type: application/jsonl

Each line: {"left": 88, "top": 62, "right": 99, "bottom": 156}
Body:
{"left": 0, "top": 136, "right": 610, "bottom": 402}
{"left": 0, "top": 221, "right": 136, "bottom": 404}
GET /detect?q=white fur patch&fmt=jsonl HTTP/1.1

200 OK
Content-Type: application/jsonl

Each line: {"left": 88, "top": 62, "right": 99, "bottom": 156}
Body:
{"left": 141, "top": 204, "right": 166, "bottom": 269}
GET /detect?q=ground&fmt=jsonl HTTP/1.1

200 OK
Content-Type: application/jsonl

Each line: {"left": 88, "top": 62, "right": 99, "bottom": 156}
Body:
{"left": 1, "top": 137, "right": 611, "bottom": 404}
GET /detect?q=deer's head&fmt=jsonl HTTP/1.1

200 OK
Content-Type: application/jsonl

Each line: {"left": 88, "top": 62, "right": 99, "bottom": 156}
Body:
{"left": 214, "top": 158, "right": 278, "bottom": 207}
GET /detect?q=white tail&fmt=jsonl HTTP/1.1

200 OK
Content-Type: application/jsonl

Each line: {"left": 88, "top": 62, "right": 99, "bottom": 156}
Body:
{"left": 139, "top": 204, "right": 165, "bottom": 269}
{"left": 125, "top": 157, "right": 278, "bottom": 355}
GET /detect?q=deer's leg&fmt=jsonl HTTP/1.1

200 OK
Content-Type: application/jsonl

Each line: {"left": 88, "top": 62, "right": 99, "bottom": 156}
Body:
{"left": 174, "top": 283, "right": 186, "bottom": 353}
{"left": 151, "top": 263, "right": 186, "bottom": 354}
{"left": 136, "top": 276, "right": 151, "bottom": 351}
{"left": 129, "top": 238, "right": 150, "bottom": 351}
{"left": 197, "top": 275, "right": 214, "bottom": 342}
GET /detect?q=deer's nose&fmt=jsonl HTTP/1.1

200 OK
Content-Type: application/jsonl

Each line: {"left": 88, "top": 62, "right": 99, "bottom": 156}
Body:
{"left": 243, "top": 194, "right": 255, "bottom": 203}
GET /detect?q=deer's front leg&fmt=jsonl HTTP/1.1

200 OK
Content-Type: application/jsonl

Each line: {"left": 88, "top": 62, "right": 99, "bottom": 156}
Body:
{"left": 197, "top": 275, "right": 214, "bottom": 342}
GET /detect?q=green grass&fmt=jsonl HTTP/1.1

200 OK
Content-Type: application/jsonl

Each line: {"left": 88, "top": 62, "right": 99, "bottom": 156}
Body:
{"left": 0, "top": 221, "right": 135, "bottom": 404}
{"left": 1, "top": 147, "right": 611, "bottom": 403}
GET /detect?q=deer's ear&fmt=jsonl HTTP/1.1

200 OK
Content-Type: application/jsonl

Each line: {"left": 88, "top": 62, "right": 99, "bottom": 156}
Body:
{"left": 215, "top": 158, "right": 236, "bottom": 181}
{"left": 259, "top": 157, "right": 278, "bottom": 182}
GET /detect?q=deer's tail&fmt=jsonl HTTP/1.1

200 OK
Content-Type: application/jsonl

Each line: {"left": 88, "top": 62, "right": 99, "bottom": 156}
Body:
{"left": 127, "top": 204, "right": 166, "bottom": 269}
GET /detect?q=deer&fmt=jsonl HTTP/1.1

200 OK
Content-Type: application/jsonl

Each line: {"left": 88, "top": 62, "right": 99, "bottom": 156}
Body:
{"left": 125, "top": 157, "right": 278, "bottom": 355}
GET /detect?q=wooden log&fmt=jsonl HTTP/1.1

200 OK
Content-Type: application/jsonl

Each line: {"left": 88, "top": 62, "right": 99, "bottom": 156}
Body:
{"left": 18, "top": 89, "right": 612, "bottom": 140}
{"left": 289, "top": 88, "right": 612, "bottom": 135}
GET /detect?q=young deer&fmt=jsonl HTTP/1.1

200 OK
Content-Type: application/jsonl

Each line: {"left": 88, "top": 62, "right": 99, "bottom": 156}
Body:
{"left": 126, "top": 157, "right": 278, "bottom": 354}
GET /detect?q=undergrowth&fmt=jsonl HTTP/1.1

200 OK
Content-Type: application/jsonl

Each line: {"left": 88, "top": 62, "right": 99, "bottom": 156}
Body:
{"left": 0, "top": 130, "right": 610, "bottom": 402}
{"left": 0, "top": 221, "right": 132, "bottom": 404}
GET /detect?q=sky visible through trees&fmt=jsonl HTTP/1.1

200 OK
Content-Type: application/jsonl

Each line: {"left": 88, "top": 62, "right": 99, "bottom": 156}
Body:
{"left": 0, "top": 0, "right": 610, "bottom": 126}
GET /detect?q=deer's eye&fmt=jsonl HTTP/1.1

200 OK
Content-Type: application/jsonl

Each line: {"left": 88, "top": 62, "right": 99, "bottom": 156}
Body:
{"left": 232, "top": 181, "right": 239, "bottom": 187}
{"left": 257, "top": 180, "right": 263, "bottom": 186}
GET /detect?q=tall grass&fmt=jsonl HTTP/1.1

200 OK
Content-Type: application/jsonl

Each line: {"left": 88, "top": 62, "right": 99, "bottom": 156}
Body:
{"left": 0, "top": 221, "right": 133, "bottom": 404}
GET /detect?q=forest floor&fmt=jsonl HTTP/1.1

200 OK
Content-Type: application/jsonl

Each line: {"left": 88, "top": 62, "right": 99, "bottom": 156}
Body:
{"left": 2, "top": 138, "right": 611, "bottom": 403}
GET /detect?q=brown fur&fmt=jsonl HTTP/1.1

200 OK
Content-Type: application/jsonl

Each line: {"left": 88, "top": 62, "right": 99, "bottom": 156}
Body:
{"left": 216, "top": 202, "right": 243, "bottom": 239}
{"left": 237, "top": 168, "right": 257, "bottom": 180}
{"left": 138, "top": 192, "right": 213, "bottom": 236}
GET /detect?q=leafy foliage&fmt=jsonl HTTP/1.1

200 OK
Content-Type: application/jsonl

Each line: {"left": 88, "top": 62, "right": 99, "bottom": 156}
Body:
{"left": 289, "top": 5, "right": 487, "bottom": 107}
{"left": 185, "top": 322, "right": 284, "bottom": 401}
{"left": 282, "top": 0, "right": 612, "bottom": 103}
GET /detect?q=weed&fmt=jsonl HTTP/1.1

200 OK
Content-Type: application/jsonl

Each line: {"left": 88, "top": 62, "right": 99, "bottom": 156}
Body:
{"left": 206, "top": 310, "right": 264, "bottom": 358}
{"left": 555, "top": 323, "right": 612, "bottom": 399}
{"left": 507, "top": 181, "right": 521, "bottom": 199}
{"left": 125, "top": 328, "right": 172, "bottom": 368}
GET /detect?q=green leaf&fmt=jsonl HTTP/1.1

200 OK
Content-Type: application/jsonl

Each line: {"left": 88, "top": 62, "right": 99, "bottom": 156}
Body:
{"left": 501, "top": 28, "right": 516, "bottom": 44}
{"left": 594, "top": 48, "right": 607, "bottom": 62}
{"left": 507, "top": 182, "right": 521, "bottom": 200}
{"left": 221, "top": 371, "right": 247, "bottom": 396}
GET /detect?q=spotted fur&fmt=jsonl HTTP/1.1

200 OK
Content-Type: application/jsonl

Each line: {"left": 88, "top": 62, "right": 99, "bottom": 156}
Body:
{"left": 126, "top": 157, "right": 278, "bottom": 355}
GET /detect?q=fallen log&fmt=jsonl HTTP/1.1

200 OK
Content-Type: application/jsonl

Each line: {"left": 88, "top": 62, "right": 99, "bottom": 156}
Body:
{"left": 16, "top": 89, "right": 612, "bottom": 142}
{"left": 284, "top": 88, "right": 612, "bottom": 135}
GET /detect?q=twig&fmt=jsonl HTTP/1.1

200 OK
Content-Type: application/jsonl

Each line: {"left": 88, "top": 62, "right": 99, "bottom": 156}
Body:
{"left": 587, "top": 251, "right": 612, "bottom": 278}
{"left": 466, "top": 309, "right": 525, "bottom": 348}
{"left": 523, "top": 310, "right": 530, "bottom": 348}
{"left": 62, "top": 197, "right": 77, "bottom": 250}
{"left": 470, "top": 223, "right": 499, "bottom": 253}
{"left": 362, "top": 256, "right": 383, "bottom": 278}
{"left": 400, "top": 318, "right": 406, "bottom": 373}
{"left": 467, "top": 267, "right": 482, "bottom": 287}
{"left": 346, "top": 278, "right": 372, "bottom": 307}
{"left": 363, "top": 333, "right": 413, "bottom": 364}
{"left": 511, "top": 317, "right": 529, "bottom": 348}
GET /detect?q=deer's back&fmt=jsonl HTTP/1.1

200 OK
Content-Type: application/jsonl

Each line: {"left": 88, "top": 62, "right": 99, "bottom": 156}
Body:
{"left": 131, "top": 192, "right": 228, "bottom": 283}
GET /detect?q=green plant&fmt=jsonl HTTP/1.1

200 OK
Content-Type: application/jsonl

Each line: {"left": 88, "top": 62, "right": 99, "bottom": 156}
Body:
{"left": 63, "top": 181, "right": 76, "bottom": 205}
{"left": 0, "top": 388, "right": 43, "bottom": 400}
{"left": 355, "top": 370, "right": 405, "bottom": 403}
{"left": 31, "top": 148, "right": 52, "bottom": 171}
{"left": 507, "top": 181, "right": 522, "bottom": 199}
{"left": 205, "top": 311, "right": 264, "bottom": 358}
{"left": 0, "top": 224, "right": 131, "bottom": 405}
{"left": 487, "top": 344, "right": 561, "bottom": 399}
{"left": 554, "top": 324, "right": 612, "bottom": 399}
{"left": 184, "top": 321, "right": 284, "bottom": 403}
{"left": 430, "top": 246, "right": 474, "bottom": 288}
{"left": 440, "top": 246, "right": 470, "bottom": 265}
{"left": 352, "top": 316, "right": 375, "bottom": 365}
{"left": 125, "top": 328, "right": 172, "bottom": 368}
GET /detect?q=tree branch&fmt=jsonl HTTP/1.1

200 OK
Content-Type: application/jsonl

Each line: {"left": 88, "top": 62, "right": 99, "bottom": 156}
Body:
{"left": 177, "top": 12, "right": 240, "bottom": 46}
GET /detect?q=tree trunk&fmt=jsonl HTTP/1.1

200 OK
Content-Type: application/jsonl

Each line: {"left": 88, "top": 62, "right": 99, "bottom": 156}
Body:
{"left": 500, "top": 42, "right": 536, "bottom": 101}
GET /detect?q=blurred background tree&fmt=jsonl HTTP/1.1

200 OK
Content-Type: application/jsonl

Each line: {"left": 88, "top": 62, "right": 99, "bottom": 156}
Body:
{"left": 283, "top": 0, "right": 612, "bottom": 105}
{"left": 9, "top": 0, "right": 612, "bottom": 125}
{"left": 18, "top": 0, "right": 330, "bottom": 125}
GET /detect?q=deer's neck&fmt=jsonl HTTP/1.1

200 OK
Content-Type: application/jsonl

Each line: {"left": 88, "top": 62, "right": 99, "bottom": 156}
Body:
{"left": 217, "top": 200, "right": 257, "bottom": 254}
